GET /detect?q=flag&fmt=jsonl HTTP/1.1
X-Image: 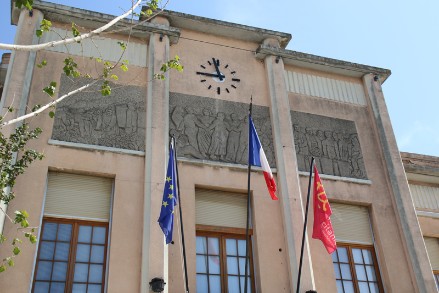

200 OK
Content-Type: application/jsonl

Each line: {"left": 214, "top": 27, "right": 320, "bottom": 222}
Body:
{"left": 249, "top": 115, "right": 278, "bottom": 200}
{"left": 158, "top": 140, "right": 178, "bottom": 244}
{"left": 312, "top": 165, "right": 337, "bottom": 254}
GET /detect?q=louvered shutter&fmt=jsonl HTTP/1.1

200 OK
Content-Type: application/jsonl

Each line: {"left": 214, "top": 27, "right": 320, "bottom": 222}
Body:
{"left": 195, "top": 188, "right": 247, "bottom": 229}
{"left": 330, "top": 203, "right": 373, "bottom": 245}
{"left": 424, "top": 237, "right": 439, "bottom": 270}
{"left": 409, "top": 184, "right": 439, "bottom": 211}
{"left": 44, "top": 172, "right": 112, "bottom": 221}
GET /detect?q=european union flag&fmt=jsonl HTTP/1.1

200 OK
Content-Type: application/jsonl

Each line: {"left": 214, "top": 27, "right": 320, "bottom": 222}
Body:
{"left": 158, "top": 140, "right": 178, "bottom": 244}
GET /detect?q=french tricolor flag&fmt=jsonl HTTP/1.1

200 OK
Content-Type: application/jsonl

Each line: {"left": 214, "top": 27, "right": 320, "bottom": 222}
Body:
{"left": 249, "top": 115, "right": 278, "bottom": 200}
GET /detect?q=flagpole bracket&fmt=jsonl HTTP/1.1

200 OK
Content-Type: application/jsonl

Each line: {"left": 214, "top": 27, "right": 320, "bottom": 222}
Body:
{"left": 149, "top": 277, "right": 166, "bottom": 292}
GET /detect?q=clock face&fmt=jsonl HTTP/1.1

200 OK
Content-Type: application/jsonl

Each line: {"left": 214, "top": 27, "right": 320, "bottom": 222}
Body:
{"left": 196, "top": 57, "right": 240, "bottom": 95}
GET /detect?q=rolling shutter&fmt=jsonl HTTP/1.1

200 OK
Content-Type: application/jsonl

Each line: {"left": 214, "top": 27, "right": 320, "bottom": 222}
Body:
{"left": 424, "top": 237, "right": 439, "bottom": 270}
{"left": 44, "top": 172, "right": 112, "bottom": 221}
{"left": 196, "top": 188, "right": 247, "bottom": 229}
{"left": 409, "top": 183, "right": 439, "bottom": 211}
{"left": 331, "top": 203, "right": 373, "bottom": 245}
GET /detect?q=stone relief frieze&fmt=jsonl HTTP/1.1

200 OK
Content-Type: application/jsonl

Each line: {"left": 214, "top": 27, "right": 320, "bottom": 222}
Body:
{"left": 52, "top": 75, "right": 146, "bottom": 151}
{"left": 170, "top": 93, "right": 276, "bottom": 167}
{"left": 291, "top": 111, "right": 367, "bottom": 179}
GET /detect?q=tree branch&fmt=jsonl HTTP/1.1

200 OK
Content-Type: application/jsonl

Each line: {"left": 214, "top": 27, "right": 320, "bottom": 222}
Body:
{"left": 1, "top": 81, "right": 98, "bottom": 127}
{"left": 0, "top": 0, "right": 142, "bottom": 52}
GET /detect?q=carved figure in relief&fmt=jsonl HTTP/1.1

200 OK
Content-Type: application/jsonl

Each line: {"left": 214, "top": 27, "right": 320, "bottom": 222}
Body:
{"left": 125, "top": 103, "right": 138, "bottom": 134}
{"left": 103, "top": 107, "right": 118, "bottom": 135}
{"left": 293, "top": 124, "right": 309, "bottom": 169}
{"left": 72, "top": 106, "right": 93, "bottom": 138}
{"left": 207, "top": 112, "right": 229, "bottom": 160}
{"left": 179, "top": 107, "right": 205, "bottom": 151}
{"left": 167, "top": 99, "right": 275, "bottom": 167}
{"left": 225, "top": 113, "right": 241, "bottom": 162}
{"left": 259, "top": 118, "right": 274, "bottom": 164}
{"left": 171, "top": 106, "right": 185, "bottom": 129}
{"left": 322, "top": 130, "right": 340, "bottom": 160}
{"left": 56, "top": 107, "right": 74, "bottom": 132}
{"left": 176, "top": 134, "right": 203, "bottom": 159}
{"left": 93, "top": 109, "right": 103, "bottom": 131}
{"left": 306, "top": 128, "right": 322, "bottom": 157}
{"left": 236, "top": 115, "right": 249, "bottom": 164}
{"left": 197, "top": 108, "right": 214, "bottom": 157}
{"left": 292, "top": 116, "right": 366, "bottom": 179}
{"left": 337, "top": 132, "right": 351, "bottom": 177}
{"left": 350, "top": 134, "right": 364, "bottom": 177}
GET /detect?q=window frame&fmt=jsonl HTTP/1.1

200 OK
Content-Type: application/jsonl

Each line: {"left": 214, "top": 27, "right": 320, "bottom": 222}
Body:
{"left": 434, "top": 270, "right": 439, "bottom": 288}
{"left": 32, "top": 217, "right": 109, "bottom": 293}
{"left": 196, "top": 224, "right": 255, "bottom": 293}
{"left": 333, "top": 242, "right": 383, "bottom": 293}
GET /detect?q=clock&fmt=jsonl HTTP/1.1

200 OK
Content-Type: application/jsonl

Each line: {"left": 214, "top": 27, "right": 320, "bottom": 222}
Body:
{"left": 196, "top": 57, "right": 241, "bottom": 95}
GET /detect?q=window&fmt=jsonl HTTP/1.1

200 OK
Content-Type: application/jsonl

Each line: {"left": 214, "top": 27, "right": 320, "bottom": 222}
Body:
{"left": 33, "top": 218, "right": 108, "bottom": 293}
{"left": 330, "top": 203, "right": 383, "bottom": 293}
{"left": 332, "top": 244, "right": 382, "bottom": 293}
{"left": 424, "top": 237, "right": 439, "bottom": 288}
{"left": 33, "top": 172, "right": 112, "bottom": 292}
{"left": 196, "top": 229, "right": 253, "bottom": 293}
{"left": 195, "top": 188, "right": 254, "bottom": 293}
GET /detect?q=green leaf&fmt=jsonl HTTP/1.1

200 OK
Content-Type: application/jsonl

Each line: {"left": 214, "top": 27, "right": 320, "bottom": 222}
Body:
{"left": 29, "top": 235, "right": 37, "bottom": 244}
{"left": 13, "top": 246, "right": 20, "bottom": 256}
{"left": 96, "top": 58, "right": 102, "bottom": 63}
{"left": 36, "top": 59, "right": 47, "bottom": 68}
{"left": 43, "top": 81, "right": 57, "bottom": 97}
{"left": 101, "top": 82, "right": 111, "bottom": 96}
{"left": 31, "top": 104, "right": 42, "bottom": 112}
{"left": 0, "top": 234, "right": 6, "bottom": 244}
{"left": 7, "top": 258, "right": 14, "bottom": 267}
{"left": 36, "top": 19, "right": 52, "bottom": 38}
{"left": 72, "top": 23, "right": 80, "bottom": 37}
{"left": 7, "top": 106, "right": 14, "bottom": 113}
{"left": 0, "top": 265, "right": 6, "bottom": 273}
{"left": 117, "top": 41, "right": 127, "bottom": 50}
{"left": 12, "top": 238, "right": 22, "bottom": 245}
{"left": 63, "top": 57, "right": 80, "bottom": 77}
{"left": 110, "top": 74, "right": 119, "bottom": 81}
{"left": 14, "top": 211, "right": 30, "bottom": 228}
{"left": 15, "top": 0, "right": 33, "bottom": 9}
{"left": 120, "top": 64, "right": 128, "bottom": 72}
{"left": 49, "top": 111, "right": 55, "bottom": 118}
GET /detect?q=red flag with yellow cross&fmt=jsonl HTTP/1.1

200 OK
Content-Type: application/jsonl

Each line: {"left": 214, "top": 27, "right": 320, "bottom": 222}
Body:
{"left": 312, "top": 165, "right": 337, "bottom": 254}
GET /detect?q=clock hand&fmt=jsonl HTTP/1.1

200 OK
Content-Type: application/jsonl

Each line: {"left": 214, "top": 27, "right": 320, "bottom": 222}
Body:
{"left": 212, "top": 58, "right": 224, "bottom": 81}
{"left": 196, "top": 71, "right": 225, "bottom": 79}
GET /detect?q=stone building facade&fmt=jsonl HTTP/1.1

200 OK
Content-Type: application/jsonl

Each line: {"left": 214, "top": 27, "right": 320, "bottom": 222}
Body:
{"left": 0, "top": 1, "right": 437, "bottom": 292}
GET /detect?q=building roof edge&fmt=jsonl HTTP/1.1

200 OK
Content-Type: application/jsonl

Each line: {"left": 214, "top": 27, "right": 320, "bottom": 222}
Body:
{"left": 256, "top": 45, "right": 391, "bottom": 82}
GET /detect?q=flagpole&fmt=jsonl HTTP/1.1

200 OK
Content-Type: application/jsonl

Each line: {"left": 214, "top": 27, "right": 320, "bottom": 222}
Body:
{"left": 244, "top": 98, "right": 253, "bottom": 293}
{"left": 173, "top": 136, "right": 190, "bottom": 293}
{"left": 296, "top": 156, "right": 315, "bottom": 293}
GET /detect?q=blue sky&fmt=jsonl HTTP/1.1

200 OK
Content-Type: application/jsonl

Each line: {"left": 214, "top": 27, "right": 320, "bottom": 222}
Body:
{"left": 1, "top": 0, "right": 438, "bottom": 157}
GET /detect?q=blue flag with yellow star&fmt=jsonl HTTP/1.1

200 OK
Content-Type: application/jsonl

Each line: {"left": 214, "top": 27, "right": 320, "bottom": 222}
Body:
{"left": 158, "top": 140, "right": 178, "bottom": 244}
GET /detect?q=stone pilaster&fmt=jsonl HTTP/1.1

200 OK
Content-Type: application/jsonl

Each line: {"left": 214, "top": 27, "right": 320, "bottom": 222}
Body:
{"left": 363, "top": 74, "right": 437, "bottom": 292}
{"left": 263, "top": 38, "right": 315, "bottom": 292}
{"left": 141, "top": 16, "right": 171, "bottom": 293}
{"left": 0, "top": 8, "right": 43, "bottom": 233}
